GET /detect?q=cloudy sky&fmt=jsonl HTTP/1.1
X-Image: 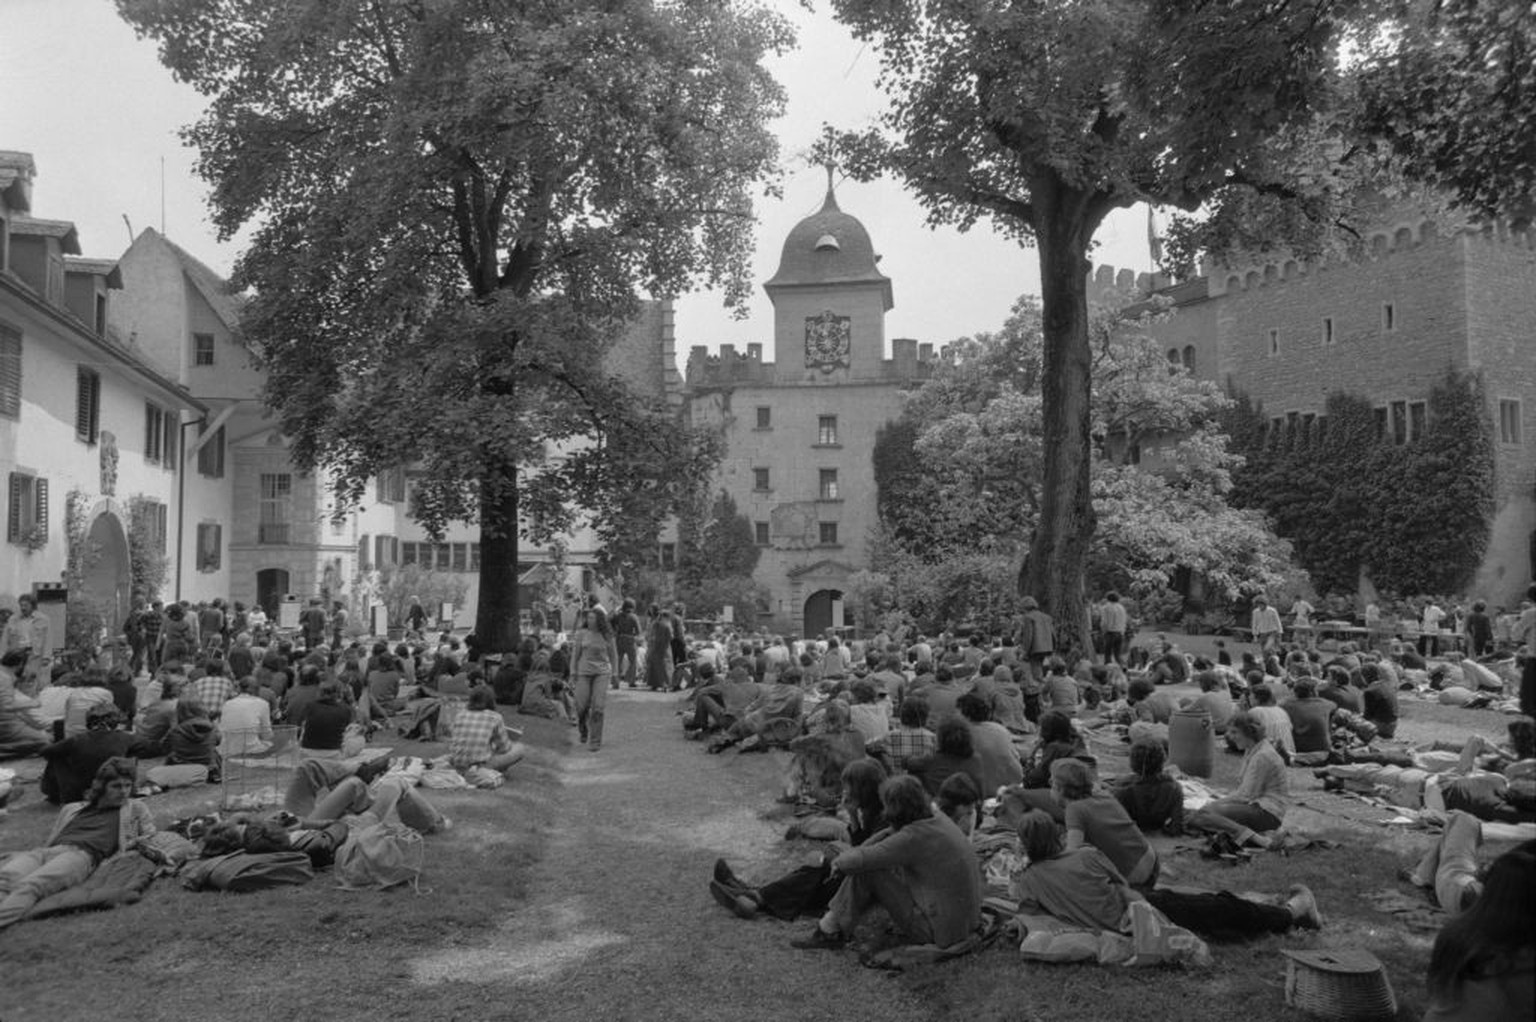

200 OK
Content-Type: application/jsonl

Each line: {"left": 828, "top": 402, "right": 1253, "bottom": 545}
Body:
{"left": 5, "top": 0, "right": 1152, "bottom": 359}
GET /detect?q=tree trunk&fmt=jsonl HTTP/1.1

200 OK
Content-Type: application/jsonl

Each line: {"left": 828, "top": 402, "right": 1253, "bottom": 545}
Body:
{"left": 475, "top": 470, "right": 521, "bottom": 653}
{"left": 1022, "top": 179, "right": 1103, "bottom": 661}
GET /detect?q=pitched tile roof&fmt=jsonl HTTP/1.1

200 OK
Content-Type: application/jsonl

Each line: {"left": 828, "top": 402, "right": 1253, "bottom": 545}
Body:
{"left": 151, "top": 229, "right": 245, "bottom": 333}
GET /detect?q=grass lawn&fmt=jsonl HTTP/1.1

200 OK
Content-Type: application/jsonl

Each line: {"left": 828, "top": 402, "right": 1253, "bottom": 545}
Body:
{"left": 0, "top": 668, "right": 1526, "bottom": 1022}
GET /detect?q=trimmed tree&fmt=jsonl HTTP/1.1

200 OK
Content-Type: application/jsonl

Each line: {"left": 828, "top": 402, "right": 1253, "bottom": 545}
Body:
{"left": 118, "top": 0, "right": 791, "bottom": 651}
{"left": 826, "top": 0, "right": 1533, "bottom": 656}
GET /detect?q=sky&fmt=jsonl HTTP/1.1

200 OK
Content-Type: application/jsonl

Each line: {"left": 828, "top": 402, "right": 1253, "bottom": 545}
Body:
{"left": 3, "top": 0, "right": 1154, "bottom": 360}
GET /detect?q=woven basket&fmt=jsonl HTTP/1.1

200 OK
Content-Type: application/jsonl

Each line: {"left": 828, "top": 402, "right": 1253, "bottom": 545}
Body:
{"left": 1282, "top": 949, "right": 1397, "bottom": 1021}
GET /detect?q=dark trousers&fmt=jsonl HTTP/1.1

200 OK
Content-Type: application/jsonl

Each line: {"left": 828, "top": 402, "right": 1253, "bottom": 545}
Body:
{"left": 1522, "top": 656, "right": 1536, "bottom": 719}
{"left": 1102, "top": 632, "right": 1124, "bottom": 666}
{"left": 757, "top": 863, "right": 838, "bottom": 921}
{"left": 616, "top": 637, "right": 638, "bottom": 688}
{"left": 691, "top": 693, "right": 734, "bottom": 732}
{"left": 1144, "top": 890, "right": 1292, "bottom": 942}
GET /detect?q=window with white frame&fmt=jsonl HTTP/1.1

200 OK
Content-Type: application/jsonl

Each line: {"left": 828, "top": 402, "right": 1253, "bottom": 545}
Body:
{"left": 817, "top": 415, "right": 839, "bottom": 445}
{"left": 819, "top": 468, "right": 840, "bottom": 500}
{"left": 193, "top": 332, "right": 215, "bottom": 366}
{"left": 258, "top": 473, "right": 292, "bottom": 544}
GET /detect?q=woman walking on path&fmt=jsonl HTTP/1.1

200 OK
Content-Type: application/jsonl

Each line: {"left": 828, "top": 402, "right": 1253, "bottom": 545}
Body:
{"left": 571, "top": 606, "right": 619, "bottom": 752}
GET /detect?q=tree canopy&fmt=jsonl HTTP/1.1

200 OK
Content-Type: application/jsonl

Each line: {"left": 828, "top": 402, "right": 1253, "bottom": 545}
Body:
{"left": 863, "top": 294, "right": 1294, "bottom": 634}
{"left": 118, "top": 0, "right": 792, "bottom": 649}
{"left": 825, "top": 0, "right": 1533, "bottom": 656}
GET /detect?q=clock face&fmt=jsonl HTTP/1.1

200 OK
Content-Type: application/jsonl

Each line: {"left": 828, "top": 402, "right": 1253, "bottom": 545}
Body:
{"left": 805, "top": 310, "right": 851, "bottom": 372}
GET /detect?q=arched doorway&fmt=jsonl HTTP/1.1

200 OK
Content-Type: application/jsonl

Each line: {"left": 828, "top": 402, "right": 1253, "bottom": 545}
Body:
{"left": 804, "top": 589, "right": 850, "bottom": 639}
{"left": 80, "top": 511, "right": 132, "bottom": 635}
{"left": 256, "top": 568, "right": 290, "bottom": 618}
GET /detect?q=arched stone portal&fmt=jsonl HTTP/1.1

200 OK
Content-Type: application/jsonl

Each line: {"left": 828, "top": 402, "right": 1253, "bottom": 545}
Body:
{"left": 79, "top": 508, "right": 132, "bottom": 636}
{"left": 803, "top": 588, "right": 850, "bottom": 639}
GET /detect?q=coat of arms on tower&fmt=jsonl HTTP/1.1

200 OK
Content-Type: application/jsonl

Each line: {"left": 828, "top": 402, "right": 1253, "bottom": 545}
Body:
{"left": 804, "top": 310, "right": 851, "bottom": 372}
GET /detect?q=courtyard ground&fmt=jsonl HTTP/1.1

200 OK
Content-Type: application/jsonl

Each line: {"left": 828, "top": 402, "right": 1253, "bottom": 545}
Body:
{"left": 0, "top": 661, "right": 1525, "bottom": 1021}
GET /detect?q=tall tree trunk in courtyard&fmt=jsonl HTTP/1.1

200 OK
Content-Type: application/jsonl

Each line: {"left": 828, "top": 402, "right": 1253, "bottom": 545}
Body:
{"left": 477, "top": 462, "right": 520, "bottom": 652}
{"left": 1022, "top": 178, "right": 1105, "bottom": 659}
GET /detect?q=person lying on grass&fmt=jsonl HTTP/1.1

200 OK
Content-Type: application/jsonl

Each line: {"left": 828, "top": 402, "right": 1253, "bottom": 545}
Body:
{"left": 711, "top": 758, "right": 889, "bottom": 921}
{"left": 790, "top": 774, "right": 983, "bottom": 951}
{"left": 1422, "top": 836, "right": 1535, "bottom": 1022}
{"left": 1008, "top": 809, "right": 1322, "bottom": 942}
{"left": 706, "top": 667, "right": 805, "bottom": 754}
{"left": 0, "top": 757, "right": 155, "bottom": 929}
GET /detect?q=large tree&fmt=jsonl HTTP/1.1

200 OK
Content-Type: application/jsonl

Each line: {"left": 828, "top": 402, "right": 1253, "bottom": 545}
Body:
{"left": 867, "top": 294, "right": 1292, "bottom": 632}
{"left": 118, "top": 0, "right": 791, "bottom": 650}
{"left": 827, "top": 0, "right": 1533, "bottom": 657}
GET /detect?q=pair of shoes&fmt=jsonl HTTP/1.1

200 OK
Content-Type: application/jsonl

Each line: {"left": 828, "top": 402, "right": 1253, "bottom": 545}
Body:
{"left": 790, "top": 926, "right": 848, "bottom": 950}
{"left": 1287, "top": 883, "right": 1325, "bottom": 930}
{"left": 709, "top": 880, "right": 758, "bottom": 920}
{"left": 713, "top": 858, "right": 746, "bottom": 889}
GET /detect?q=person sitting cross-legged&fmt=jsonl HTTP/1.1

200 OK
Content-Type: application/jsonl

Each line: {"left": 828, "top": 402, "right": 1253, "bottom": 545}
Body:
{"left": 1187, "top": 711, "right": 1289, "bottom": 849}
{"left": 448, "top": 686, "right": 526, "bottom": 776}
{"left": 790, "top": 774, "right": 983, "bottom": 951}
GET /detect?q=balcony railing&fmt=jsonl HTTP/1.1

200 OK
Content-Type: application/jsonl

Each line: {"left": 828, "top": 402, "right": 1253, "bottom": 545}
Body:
{"left": 258, "top": 523, "right": 291, "bottom": 545}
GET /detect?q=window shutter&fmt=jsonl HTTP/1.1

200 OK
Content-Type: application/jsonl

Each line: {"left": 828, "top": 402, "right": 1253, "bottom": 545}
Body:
{"left": 163, "top": 414, "right": 177, "bottom": 470}
{"left": 359, "top": 535, "right": 371, "bottom": 570}
{"left": 7, "top": 473, "right": 20, "bottom": 542}
{"left": 33, "top": 477, "right": 47, "bottom": 539}
{"left": 0, "top": 324, "right": 20, "bottom": 418}
{"left": 76, "top": 369, "right": 93, "bottom": 440}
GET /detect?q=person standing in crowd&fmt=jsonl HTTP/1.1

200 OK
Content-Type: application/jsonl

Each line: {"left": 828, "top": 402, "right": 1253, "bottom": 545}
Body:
{"left": 1099, "top": 592, "right": 1128, "bottom": 667}
{"left": 300, "top": 598, "right": 328, "bottom": 651}
{"left": 570, "top": 606, "right": 618, "bottom": 752}
{"left": 669, "top": 603, "right": 690, "bottom": 691}
{"left": 199, "top": 600, "right": 225, "bottom": 651}
{"left": 330, "top": 601, "right": 348, "bottom": 650}
{"left": 1251, "top": 596, "right": 1283, "bottom": 653}
{"left": 1421, "top": 599, "right": 1447, "bottom": 658}
{"left": 123, "top": 595, "right": 149, "bottom": 676}
{"left": 3, "top": 594, "right": 51, "bottom": 696}
{"left": 1290, "top": 595, "right": 1315, "bottom": 649}
{"left": 613, "top": 598, "right": 642, "bottom": 690}
{"left": 1017, "top": 597, "right": 1054, "bottom": 700}
{"left": 406, "top": 596, "right": 428, "bottom": 636}
{"left": 139, "top": 600, "right": 165, "bottom": 674}
{"left": 645, "top": 605, "right": 673, "bottom": 692}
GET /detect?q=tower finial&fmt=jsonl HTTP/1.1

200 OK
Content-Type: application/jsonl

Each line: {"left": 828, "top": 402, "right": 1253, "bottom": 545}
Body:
{"left": 821, "top": 161, "right": 839, "bottom": 212}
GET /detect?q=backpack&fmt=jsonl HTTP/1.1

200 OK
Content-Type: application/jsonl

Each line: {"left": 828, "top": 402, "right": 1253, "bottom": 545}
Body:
{"left": 334, "top": 821, "right": 424, "bottom": 892}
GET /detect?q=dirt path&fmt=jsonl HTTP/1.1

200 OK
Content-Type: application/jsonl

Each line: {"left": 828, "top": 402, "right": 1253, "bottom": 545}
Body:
{"left": 406, "top": 691, "right": 935, "bottom": 1022}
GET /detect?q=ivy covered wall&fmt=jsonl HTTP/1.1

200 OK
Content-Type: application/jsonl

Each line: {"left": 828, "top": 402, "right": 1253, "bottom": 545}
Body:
{"left": 1223, "top": 369, "right": 1496, "bottom": 596}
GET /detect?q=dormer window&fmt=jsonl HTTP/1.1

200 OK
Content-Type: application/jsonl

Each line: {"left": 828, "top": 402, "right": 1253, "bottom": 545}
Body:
{"left": 814, "top": 233, "right": 840, "bottom": 251}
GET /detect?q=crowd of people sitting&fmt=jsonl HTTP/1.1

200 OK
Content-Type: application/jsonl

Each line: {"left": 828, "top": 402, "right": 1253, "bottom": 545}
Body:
{"left": 0, "top": 600, "right": 546, "bottom": 928}
{"left": 688, "top": 590, "right": 1533, "bottom": 1017}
